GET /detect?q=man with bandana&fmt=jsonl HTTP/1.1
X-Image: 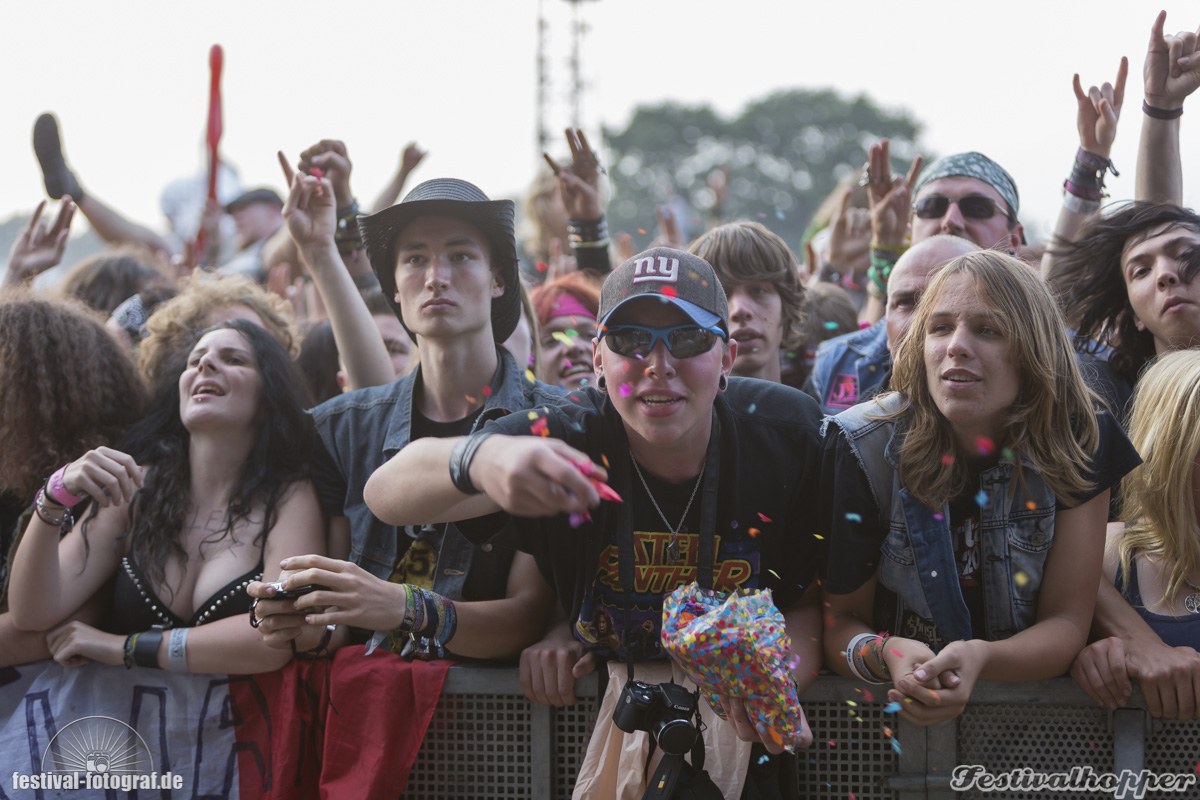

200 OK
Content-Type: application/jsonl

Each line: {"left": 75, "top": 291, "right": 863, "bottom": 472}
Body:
{"left": 810, "top": 151, "right": 1021, "bottom": 414}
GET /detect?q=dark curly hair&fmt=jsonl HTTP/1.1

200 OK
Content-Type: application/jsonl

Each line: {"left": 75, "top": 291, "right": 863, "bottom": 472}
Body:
{"left": 1048, "top": 202, "right": 1200, "bottom": 385}
{"left": 113, "top": 318, "right": 312, "bottom": 595}
{"left": 0, "top": 291, "right": 147, "bottom": 502}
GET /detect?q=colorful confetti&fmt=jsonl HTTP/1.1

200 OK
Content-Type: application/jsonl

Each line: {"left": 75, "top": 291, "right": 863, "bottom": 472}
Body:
{"left": 747, "top": 403, "right": 758, "bottom": 414}
{"left": 1001, "top": 447, "right": 1015, "bottom": 460}
{"left": 1014, "top": 571, "right": 1029, "bottom": 588}
{"left": 757, "top": 512, "right": 773, "bottom": 523}
{"left": 844, "top": 512, "right": 862, "bottom": 524}
{"left": 883, "top": 701, "right": 902, "bottom": 714}
{"left": 941, "top": 453, "right": 955, "bottom": 466}
{"left": 1026, "top": 501, "right": 1037, "bottom": 511}
{"left": 619, "top": 383, "right": 633, "bottom": 398}
{"left": 662, "top": 583, "right": 807, "bottom": 752}
{"left": 637, "top": 228, "right": 648, "bottom": 235}
{"left": 974, "top": 436, "right": 994, "bottom": 456}
{"left": 974, "top": 489, "right": 988, "bottom": 507}
{"left": 530, "top": 417, "right": 549, "bottom": 437}
{"left": 748, "top": 527, "right": 761, "bottom": 538}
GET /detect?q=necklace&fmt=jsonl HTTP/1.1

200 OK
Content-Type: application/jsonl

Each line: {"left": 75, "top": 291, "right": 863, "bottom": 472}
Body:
{"left": 1183, "top": 578, "right": 1200, "bottom": 614}
{"left": 631, "top": 457, "right": 705, "bottom": 565}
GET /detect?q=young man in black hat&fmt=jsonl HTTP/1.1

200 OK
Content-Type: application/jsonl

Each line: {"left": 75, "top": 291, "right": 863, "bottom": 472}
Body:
{"left": 367, "top": 247, "right": 824, "bottom": 797}
{"left": 250, "top": 174, "right": 562, "bottom": 662}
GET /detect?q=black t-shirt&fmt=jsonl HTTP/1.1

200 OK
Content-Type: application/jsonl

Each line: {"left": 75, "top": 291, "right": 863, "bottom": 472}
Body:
{"left": 822, "top": 409, "right": 1142, "bottom": 637}
{"left": 459, "top": 378, "right": 826, "bottom": 662}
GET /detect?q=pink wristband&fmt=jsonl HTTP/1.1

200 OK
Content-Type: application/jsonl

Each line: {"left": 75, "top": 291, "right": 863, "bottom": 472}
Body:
{"left": 47, "top": 465, "right": 83, "bottom": 507}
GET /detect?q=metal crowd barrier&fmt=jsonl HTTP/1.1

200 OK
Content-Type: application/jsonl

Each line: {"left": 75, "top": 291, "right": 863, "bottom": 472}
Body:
{"left": 406, "top": 668, "right": 1200, "bottom": 800}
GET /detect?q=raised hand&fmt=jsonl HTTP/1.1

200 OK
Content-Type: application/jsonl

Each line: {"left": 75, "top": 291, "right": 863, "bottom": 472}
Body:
{"left": 400, "top": 142, "right": 427, "bottom": 175}
{"left": 1075, "top": 57, "right": 1128, "bottom": 158}
{"left": 281, "top": 152, "right": 338, "bottom": 252}
{"left": 827, "top": 187, "right": 872, "bottom": 278}
{"left": 865, "top": 139, "right": 923, "bottom": 251}
{"left": 544, "top": 128, "right": 604, "bottom": 221}
{"left": 298, "top": 140, "right": 354, "bottom": 209}
{"left": 1144, "top": 11, "right": 1200, "bottom": 111}
{"left": 4, "top": 199, "right": 75, "bottom": 286}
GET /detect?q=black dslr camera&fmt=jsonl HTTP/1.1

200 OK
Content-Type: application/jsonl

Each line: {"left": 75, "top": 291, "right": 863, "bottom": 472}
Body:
{"left": 612, "top": 680, "right": 699, "bottom": 755}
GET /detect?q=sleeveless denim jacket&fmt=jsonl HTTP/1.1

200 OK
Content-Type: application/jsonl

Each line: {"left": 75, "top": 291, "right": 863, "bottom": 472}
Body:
{"left": 311, "top": 348, "right": 565, "bottom": 601}
{"left": 825, "top": 394, "right": 1057, "bottom": 649}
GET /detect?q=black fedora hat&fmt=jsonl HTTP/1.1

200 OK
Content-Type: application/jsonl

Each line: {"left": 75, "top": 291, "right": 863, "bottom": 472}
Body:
{"left": 359, "top": 178, "right": 519, "bottom": 342}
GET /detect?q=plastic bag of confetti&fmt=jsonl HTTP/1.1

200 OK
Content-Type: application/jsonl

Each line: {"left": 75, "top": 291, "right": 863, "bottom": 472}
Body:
{"left": 660, "top": 582, "right": 804, "bottom": 751}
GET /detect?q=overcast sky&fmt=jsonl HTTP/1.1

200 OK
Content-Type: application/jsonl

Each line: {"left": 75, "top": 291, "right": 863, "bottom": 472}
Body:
{"left": 4, "top": 0, "right": 1198, "bottom": 244}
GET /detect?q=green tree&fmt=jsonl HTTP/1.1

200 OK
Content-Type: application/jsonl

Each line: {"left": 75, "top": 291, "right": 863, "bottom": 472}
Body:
{"left": 602, "top": 88, "right": 924, "bottom": 251}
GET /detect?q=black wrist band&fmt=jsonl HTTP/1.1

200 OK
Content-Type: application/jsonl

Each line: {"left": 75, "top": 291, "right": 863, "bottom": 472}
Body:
{"left": 1143, "top": 100, "right": 1184, "bottom": 120}
{"left": 449, "top": 433, "right": 494, "bottom": 495}
{"left": 133, "top": 628, "right": 164, "bottom": 669}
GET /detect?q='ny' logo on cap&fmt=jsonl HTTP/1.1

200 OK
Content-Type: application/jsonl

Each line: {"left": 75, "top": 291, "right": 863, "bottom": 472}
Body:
{"left": 630, "top": 256, "right": 679, "bottom": 284}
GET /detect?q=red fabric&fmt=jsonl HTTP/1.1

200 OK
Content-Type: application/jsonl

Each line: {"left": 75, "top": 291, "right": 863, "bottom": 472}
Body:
{"left": 231, "top": 646, "right": 451, "bottom": 800}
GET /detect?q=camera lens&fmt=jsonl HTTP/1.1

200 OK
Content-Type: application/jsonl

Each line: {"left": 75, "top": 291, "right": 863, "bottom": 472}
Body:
{"left": 653, "top": 716, "right": 697, "bottom": 756}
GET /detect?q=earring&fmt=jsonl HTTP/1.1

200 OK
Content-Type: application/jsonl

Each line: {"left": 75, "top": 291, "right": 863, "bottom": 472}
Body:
{"left": 718, "top": 374, "right": 728, "bottom": 392}
{"left": 596, "top": 374, "right": 607, "bottom": 392}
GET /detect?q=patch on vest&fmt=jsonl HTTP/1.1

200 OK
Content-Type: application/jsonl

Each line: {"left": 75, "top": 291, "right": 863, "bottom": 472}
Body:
{"left": 825, "top": 373, "right": 859, "bottom": 409}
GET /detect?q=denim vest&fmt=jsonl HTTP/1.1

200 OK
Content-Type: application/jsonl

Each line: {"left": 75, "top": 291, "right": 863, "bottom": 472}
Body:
{"left": 811, "top": 320, "right": 890, "bottom": 416}
{"left": 825, "top": 394, "right": 1057, "bottom": 648}
{"left": 311, "top": 348, "right": 565, "bottom": 601}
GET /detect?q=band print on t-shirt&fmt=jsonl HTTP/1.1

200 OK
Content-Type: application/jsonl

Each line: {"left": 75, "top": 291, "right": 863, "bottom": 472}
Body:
{"left": 574, "top": 528, "right": 759, "bottom": 661}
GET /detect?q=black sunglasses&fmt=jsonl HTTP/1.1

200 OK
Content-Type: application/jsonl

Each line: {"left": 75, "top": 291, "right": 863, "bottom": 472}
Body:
{"left": 599, "top": 322, "right": 726, "bottom": 359}
{"left": 914, "top": 194, "right": 1012, "bottom": 222}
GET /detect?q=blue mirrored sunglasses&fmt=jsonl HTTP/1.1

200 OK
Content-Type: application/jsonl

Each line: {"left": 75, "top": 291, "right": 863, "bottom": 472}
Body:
{"left": 599, "top": 322, "right": 727, "bottom": 359}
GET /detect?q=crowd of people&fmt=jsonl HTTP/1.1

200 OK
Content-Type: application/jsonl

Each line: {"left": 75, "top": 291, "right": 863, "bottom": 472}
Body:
{"left": 3, "top": 9, "right": 1200, "bottom": 798}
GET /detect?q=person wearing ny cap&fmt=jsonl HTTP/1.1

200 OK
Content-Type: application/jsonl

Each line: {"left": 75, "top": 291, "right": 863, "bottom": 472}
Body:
{"left": 367, "top": 247, "right": 825, "bottom": 797}
{"left": 247, "top": 177, "right": 562, "bottom": 668}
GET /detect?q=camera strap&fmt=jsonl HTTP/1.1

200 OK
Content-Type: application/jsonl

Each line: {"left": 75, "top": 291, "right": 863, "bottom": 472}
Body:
{"left": 618, "top": 409, "right": 721, "bottom": 681}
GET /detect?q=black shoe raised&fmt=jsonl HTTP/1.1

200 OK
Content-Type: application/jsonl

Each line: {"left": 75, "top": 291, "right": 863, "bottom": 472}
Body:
{"left": 33, "top": 113, "right": 84, "bottom": 202}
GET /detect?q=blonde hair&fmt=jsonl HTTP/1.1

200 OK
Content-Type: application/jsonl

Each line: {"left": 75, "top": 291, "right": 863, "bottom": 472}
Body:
{"left": 139, "top": 273, "right": 299, "bottom": 387}
{"left": 887, "top": 250, "right": 1099, "bottom": 508}
{"left": 1118, "top": 349, "right": 1200, "bottom": 606}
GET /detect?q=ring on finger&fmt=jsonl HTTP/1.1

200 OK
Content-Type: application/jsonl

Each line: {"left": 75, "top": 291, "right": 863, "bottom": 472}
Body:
{"left": 249, "top": 599, "right": 262, "bottom": 629}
